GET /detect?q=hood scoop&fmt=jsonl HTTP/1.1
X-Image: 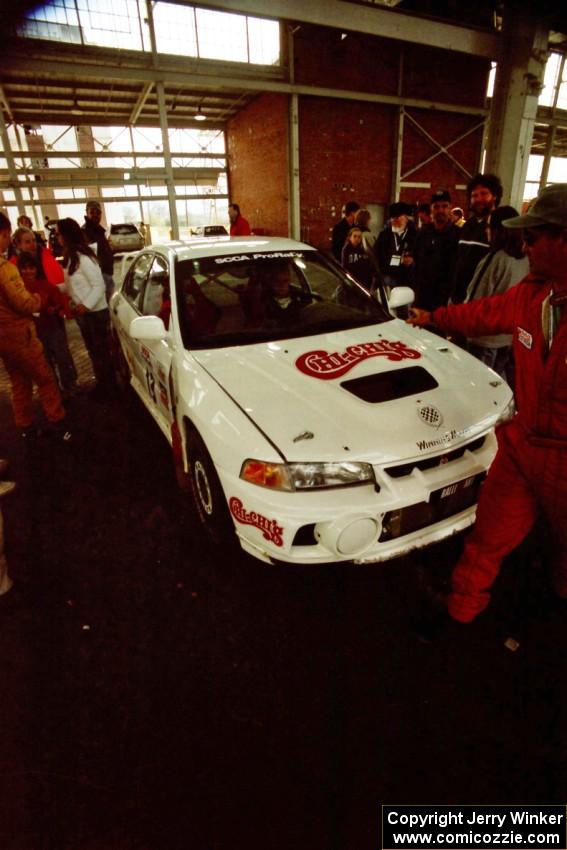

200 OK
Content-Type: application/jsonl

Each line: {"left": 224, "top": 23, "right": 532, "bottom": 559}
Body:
{"left": 340, "top": 366, "right": 438, "bottom": 403}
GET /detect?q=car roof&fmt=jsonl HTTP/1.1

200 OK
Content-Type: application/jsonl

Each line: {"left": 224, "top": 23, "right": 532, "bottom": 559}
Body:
{"left": 149, "top": 236, "right": 317, "bottom": 261}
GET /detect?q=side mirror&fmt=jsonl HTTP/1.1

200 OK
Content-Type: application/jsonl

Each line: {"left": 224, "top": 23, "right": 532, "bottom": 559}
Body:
{"left": 129, "top": 315, "right": 167, "bottom": 341}
{"left": 388, "top": 286, "right": 415, "bottom": 310}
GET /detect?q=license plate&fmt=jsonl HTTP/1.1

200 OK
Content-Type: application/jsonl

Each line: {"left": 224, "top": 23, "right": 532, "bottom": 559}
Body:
{"left": 434, "top": 475, "right": 477, "bottom": 501}
{"left": 379, "top": 472, "right": 486, "bottom": 542}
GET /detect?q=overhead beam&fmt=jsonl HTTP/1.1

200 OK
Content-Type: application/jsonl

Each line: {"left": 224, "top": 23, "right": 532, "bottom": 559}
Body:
{"left": 193, "top": 0, "right": 501, "bottom": 59}
{"left": 0, "top": 192, "right": 230, "bottom": 206}
{"left": 129, "top": 82, "right": 154, "bottom": 125}
{"left": 0, "top": 167, "right": 223, "bottom": 182}
{"left": 4, "top": 56, "right": 489, "bottom": 118}
{"left": 7, "top": 150, "right": 227, "bottom": 160}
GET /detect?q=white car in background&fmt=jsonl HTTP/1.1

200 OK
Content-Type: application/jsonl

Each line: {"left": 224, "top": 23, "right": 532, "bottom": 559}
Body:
{"left": 108, "top": 223, "right": 145, "bottom": 254}
{"left": 109, "top": 237, "right": 513, "bottom": 566}
{"left": 190, "top": 225, "right": 228, "bottom": 237}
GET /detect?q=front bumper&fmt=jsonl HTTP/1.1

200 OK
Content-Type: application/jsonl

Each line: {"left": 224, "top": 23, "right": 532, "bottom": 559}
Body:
{"left": 219, "top": 432, "right": 496, "bottom": 565}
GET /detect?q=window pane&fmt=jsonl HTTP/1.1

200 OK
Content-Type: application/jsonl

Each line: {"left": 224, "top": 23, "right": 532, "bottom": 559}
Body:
{"left": 547, "top": 157, "right": 567, "bottom": 183}
{"left": 248, "top": 16, "right": 280, "bottom": 65}
{"left": 539, "top": 52, "right": 562, "bottom": 107}
{"left": 153, "top": 2, "right": 198, "bottom": 58}
{"left": 196, "top": 9, "right": 248, "bottom": 62}
{"left": 556, "top": 61, "right": 567, "bottom": 110}
{"left": 526, "top": 154, "right": 543, "bottom": 182}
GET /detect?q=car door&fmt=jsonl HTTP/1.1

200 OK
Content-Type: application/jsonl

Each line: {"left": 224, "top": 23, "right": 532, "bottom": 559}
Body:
{"left": 112, "top": 252, "right": 154, "bottom": 386}
{"left": 135, "top": 253, "right": 175, "bottom": 436}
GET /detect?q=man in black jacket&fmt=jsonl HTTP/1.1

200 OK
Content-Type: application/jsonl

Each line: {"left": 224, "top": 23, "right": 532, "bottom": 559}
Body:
{"left": 331, "top": 201, "right": 360, "bottom": 261}
{"left": 414, "top": 189, "right": 459, "bottom": 311}
{"left": 450, "top": 173, "right": 502, "bottom": 304}
{"left": 82, "top": 199, "right": 115, "bottom": 302}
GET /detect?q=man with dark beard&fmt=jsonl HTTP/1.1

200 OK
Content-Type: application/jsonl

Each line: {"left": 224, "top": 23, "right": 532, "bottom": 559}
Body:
{"left": 451, "top": 173, "right": 502, "bottom": 304}
{"left": 414, "top": 189, "right": 459, "bottom": 311}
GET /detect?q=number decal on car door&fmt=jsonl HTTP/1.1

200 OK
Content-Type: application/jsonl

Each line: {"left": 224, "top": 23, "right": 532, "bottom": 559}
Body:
{"left": 145, "top": 368, "right": 157, "bottom": 404}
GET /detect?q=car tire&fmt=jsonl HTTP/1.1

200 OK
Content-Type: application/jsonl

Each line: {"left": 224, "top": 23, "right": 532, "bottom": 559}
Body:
{"left": 187, "top": 430, "right": 235, "bottom": 547}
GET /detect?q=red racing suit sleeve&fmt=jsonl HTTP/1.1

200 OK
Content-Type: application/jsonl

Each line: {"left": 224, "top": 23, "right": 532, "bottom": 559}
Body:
{"left": 41, "top": 247, "right": 65, "bottom": 285}
{"left": 431, "top": 276, "right": 534, "bottom": 338}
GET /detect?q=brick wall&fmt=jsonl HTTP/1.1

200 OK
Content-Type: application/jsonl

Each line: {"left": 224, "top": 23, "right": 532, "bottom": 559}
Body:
{"left": 225, "top": 25, "right": 490, "bottom": 249}
{"left": 298, "top": 96, "right": 395, "bottom": 250}
{"left": 399, "top": 109, "right": 485, "bottom": 213}
{"left": 226, "top": 93, "right": 289, "bottom": 236}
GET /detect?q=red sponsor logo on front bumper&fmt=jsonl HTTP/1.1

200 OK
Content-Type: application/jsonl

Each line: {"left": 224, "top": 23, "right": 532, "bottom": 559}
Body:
{"left": 229, "top": 497, "right": 284, "bottom": 547}
{"left": 295, "top": 339, "right": 421, "bottom": 380}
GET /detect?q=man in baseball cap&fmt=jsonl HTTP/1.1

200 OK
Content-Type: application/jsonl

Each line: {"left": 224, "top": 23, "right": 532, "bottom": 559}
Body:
{"left": 413, "top": 188, "right": 459, "bottom": 311}
{"left": 82, "top": 199, "right": 114, "bottom": 300}
{"left": 407, "top": 182, "right": 567, "bottom": 627}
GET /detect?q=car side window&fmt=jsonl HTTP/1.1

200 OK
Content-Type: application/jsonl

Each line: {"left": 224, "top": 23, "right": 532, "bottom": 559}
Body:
{"left": 141, "top": 256, "right": 170, "bottom": 323}
{"left": 122, "top": 253, "right": 153, "bottom": 309}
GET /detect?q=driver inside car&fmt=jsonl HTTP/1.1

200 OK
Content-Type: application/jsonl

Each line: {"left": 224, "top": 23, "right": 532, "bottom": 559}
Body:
{"left": 239, "top": 263, "right": 305, "bottom": 328}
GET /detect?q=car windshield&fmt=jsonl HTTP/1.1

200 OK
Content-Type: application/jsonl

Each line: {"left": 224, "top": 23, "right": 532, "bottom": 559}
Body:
{"left": 174, "top": 251, "right": 392, "bottom": 349}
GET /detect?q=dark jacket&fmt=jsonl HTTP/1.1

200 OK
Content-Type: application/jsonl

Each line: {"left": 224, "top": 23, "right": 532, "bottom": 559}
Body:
{"left": 450, "top": 217, "right": 490, "bottom": 304}
{"left": 331, "top": 218, "right": 351, "bottom": 262}
{"left": 414, "top": 222, "right": 459, "bottom": 311}
{"left": 341, "top": 243, "right": 374, "bottom": 290}
{"left": 82, "top": 219, "right": 114, "bottom": 276}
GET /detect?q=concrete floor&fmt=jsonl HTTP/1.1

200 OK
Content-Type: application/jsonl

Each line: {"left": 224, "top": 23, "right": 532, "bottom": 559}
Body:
{"left": 0, "top": 303, "right": 566, "bottom": 850}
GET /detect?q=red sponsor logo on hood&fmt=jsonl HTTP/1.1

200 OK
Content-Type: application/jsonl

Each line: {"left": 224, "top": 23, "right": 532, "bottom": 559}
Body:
{"left": 296, "top": 339, "right": 421, "bottom": 380}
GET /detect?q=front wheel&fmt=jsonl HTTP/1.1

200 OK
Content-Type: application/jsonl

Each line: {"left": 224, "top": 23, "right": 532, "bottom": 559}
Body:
{"left": 187, "top": 430, "right": 235, "bottom": 548}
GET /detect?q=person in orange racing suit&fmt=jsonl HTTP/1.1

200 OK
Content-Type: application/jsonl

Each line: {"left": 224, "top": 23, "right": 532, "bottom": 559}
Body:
{"left": 407, "top": 183, "right": 567, "bottom": 623}
{"left": 0, "top": 212, "right": 69, "bottom": 439}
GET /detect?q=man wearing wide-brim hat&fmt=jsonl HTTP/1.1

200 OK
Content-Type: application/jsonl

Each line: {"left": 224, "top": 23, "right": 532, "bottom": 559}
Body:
{"left": 375, "top": 200, "right": 417, "bottom": 291}
{"left": 407, "top": 182, "right": 567, "bottom": 624}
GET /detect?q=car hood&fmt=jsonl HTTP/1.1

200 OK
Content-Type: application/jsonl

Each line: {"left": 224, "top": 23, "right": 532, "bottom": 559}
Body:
{"left": 190, "top": 320, "right": 512, "bottom": 463}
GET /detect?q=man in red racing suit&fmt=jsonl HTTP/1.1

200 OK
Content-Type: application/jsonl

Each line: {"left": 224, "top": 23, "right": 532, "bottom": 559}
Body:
{"left": 407, "top": 183, "right": 567, "bottom": 623}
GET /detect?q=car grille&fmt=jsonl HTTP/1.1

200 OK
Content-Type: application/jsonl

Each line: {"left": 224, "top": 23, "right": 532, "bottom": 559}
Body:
{"left": 379, "top": 472, "right": 486, "bottom": 541}
{"left": 384, "top": 436, "right": 486, "bottom": 478}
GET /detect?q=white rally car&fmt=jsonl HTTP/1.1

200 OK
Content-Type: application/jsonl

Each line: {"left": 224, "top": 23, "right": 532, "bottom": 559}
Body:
{"left": 109, "top": 237, "right": 513, "bottom": 565}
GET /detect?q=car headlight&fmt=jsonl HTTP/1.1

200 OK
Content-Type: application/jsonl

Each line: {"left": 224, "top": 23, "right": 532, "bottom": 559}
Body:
{"left": 240, "top": 459, "right": 375, "bottom": 491}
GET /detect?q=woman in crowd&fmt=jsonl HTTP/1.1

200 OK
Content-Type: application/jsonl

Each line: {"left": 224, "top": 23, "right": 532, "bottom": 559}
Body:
{"left": 341, "top": 226, "right": 374, "bottom": 291}
{"left": 11, "top": 225, "right": 65, "bottom": 285}
{"left": 464, "top": 205, "right": 529, "bottom": 383}
{"left": 56, "top": 218, "right": 114, "bottom": 399}
{"left": 354, "top": 208, "right": 376, "bottom": 256}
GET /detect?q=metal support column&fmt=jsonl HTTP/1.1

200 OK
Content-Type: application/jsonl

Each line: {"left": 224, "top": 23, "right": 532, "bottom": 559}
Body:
{"left": 392, "top": 51, "right": 405, "bottom": 202}
{"left": 287, "top": 26, "right": 300, "bottom": 240}
{"left": 129, "top": 125, "right": 146, "bottom": 225}
{"left": 146, "top": 0, "right": 179, "bottom": 239}
{"left": 484, "top": 6, "right": 548, "bottom": 210}
{"left": 0, "top": 120, "right": 25, "bottom": 214}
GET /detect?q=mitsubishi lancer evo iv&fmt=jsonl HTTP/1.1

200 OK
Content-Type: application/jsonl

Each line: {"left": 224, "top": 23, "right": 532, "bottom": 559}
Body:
{"left": 109, "top": 236, "right": 514, "bottom": 565}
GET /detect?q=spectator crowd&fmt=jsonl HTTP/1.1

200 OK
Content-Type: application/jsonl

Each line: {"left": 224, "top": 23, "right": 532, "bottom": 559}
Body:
{"left": 331, "top": 172, "right": 527, "bottom": 383}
